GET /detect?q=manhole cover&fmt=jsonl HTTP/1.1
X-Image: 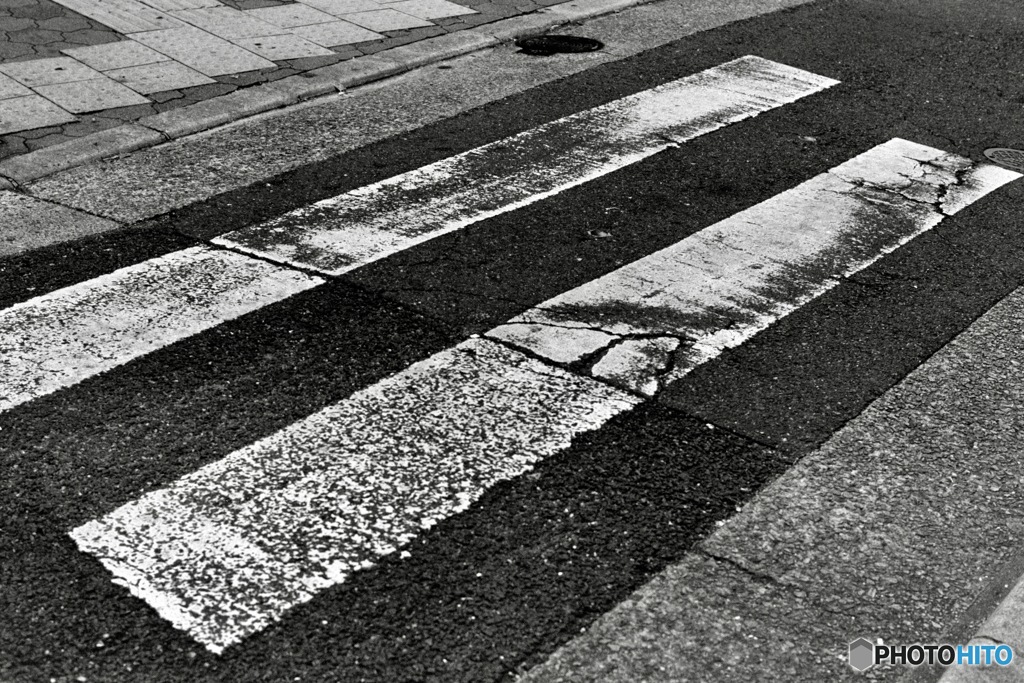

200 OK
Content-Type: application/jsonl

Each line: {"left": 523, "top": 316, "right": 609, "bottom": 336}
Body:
{"left": 514, "top": 35, "right": 604, "bottom": 56}
{"left": 983, "top": 148, "right": 1024, "bottom": 172}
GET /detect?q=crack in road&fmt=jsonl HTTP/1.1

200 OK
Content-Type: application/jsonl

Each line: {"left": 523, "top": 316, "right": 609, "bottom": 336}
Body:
{"left": 698, "top": 549, "right": 794, "bottom": 587}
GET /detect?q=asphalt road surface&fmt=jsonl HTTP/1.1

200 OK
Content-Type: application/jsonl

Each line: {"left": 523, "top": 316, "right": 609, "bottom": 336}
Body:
{"left": 2, "top": 0, "right": 1024, "bottom": 681}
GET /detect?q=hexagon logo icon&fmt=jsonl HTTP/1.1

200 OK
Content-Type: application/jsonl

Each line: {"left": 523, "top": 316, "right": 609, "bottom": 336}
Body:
{"left": 849, "top": 638, "right": 875, "bottom": 671}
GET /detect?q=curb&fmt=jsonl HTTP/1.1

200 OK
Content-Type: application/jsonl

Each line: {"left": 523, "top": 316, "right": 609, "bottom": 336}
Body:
{"left": 930, "top": 551, "right": 1024, "bottom": 682}
{"left": 0, "top": 0, "right": 652, "bottom": 192}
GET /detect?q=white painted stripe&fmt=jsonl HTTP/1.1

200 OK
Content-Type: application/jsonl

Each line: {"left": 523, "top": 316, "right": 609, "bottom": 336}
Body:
{"left": 0, "top": 247, "right": 323, "bottom": 412}
{"left": 0, "top": 56, "right": 833, "bottom": 414}
{"left": 213, "top": 56, "right": 839, "bottom": 276}
{"left": 487, "top": 138, "right": 1022, "bottom": 395}
{"left": 71, "top": 338, "right": 641, "bottom": 653}
{"left": 71, "top": 139, "right": 1019, "bottom": 656}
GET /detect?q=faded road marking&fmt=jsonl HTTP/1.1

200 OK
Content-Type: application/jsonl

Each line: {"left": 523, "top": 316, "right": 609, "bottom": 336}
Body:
{"left": 0, "top": 247, "right": 322, "bottom": 413}
{"left": 487, "top": 138, "right": 1021, "bottom": 395}
{"left": 214, "top": 56, "right": 839, "bottom": 275}
{"left": 70, "top": 338, "right": 640, "bottom": 653}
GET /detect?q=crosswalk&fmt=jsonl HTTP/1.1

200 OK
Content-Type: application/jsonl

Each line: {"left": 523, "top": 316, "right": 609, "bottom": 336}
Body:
{"left": 69, "top": 135, "right": 1019, "bottom": 655}
{"left": 3, "top": 48, "right": 1023, "bottom": 680}
{"left": 0, "top": 55, "right": 833, "bottom": 414}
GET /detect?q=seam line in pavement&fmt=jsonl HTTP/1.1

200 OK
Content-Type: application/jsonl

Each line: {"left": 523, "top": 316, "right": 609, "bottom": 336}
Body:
{"left": 205, "top": 235, "right": 340, "bottom": 281}
{"left": 0, "top": 0, "right": 660, "bottom": 191}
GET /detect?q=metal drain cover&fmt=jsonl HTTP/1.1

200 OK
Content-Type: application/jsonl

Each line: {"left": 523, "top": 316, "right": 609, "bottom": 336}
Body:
{"left": 514, "top": 35, "right": 604, "bottom": 55}
{"left": 983, "top": 148, "right": 1024, "bottom": 172}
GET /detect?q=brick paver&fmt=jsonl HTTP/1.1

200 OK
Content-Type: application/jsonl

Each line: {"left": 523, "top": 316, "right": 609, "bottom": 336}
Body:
{"left": 63, "top": 40, "right": 170, "bottom": 69}
{"left": 0, "top": 0, "right": 580, "bottom": 164}
{"left": 104, "top": 61, "right": 216, "bottom": 93}
{"left": 33, "top": 76, "right": 150, "bottom": 111}
{"left": 0, "top": 92, "right": 76, "bottom": 133}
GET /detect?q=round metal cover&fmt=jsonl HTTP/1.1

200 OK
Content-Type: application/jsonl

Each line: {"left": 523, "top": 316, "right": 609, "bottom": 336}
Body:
{"left": 515, "top": 35, "right": 604, "bottom": 55}
{"left": 983, "top": 147, "right": 1024, "bottom": 172}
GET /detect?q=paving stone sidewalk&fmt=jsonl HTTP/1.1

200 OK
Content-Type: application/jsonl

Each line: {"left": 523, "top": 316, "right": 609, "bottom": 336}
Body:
{"left": 0, "top": 0, "right": 585, "bottom": 169}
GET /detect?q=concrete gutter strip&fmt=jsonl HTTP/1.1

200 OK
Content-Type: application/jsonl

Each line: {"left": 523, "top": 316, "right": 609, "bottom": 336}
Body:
{"left": 0, "top": 124, "right": 165, "bottom": 190}
{"left": 0, "top": 191, "right": 120, "bottom": 255}
{"left": 937, "top": 571, "right": 1024, "bottom": 682}
{"left": 0, "top": 0, "right": 657, "bottom": 190}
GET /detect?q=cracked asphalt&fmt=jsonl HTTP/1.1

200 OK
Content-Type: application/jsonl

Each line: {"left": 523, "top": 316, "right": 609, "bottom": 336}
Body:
{"left": 2, "top": 0, "right": 1024, "bottom": 680}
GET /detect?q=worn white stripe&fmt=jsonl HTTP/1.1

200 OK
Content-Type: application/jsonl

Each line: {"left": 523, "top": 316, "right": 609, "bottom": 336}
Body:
{"left": 0, "top": 247, "right": 322, "bottom": 412}
{"left": 71, "top": 338, "right": 641, "bottom": 653}
{"left": 0, "top": 56, "right": 833, "bottom": 414}
{"left": 213, "top": 56, "right": 839, "bottom": 276}
{"left": 488, "top": 138, "right": 1022, "bottom": 395}
{"left": 70, "top": 138, "right": 1019, "bottom": 655}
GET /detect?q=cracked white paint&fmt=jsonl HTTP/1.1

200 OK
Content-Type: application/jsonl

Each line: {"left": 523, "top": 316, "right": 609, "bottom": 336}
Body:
{"left": 487, "top": 139, "right": 1021, "bottom": 394}
{"left": 0, "top": 246, "right": 322, "bottom": 413}
{"left": 70, "top": 337, "right": 640, "bottom": 654}
{"left": 591, "top": 337, "right": 681, "bottom": 396}
{"left": 213, "top": 56, "right": 839, "bottom": 276}
{"left": 487, "top": 323, "right": 618, "bottom": 364}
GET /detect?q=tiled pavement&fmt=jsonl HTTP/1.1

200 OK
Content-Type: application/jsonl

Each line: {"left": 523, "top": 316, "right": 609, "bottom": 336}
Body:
{"left": 0, "top": 0, "right": 569, "bottom": 161}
